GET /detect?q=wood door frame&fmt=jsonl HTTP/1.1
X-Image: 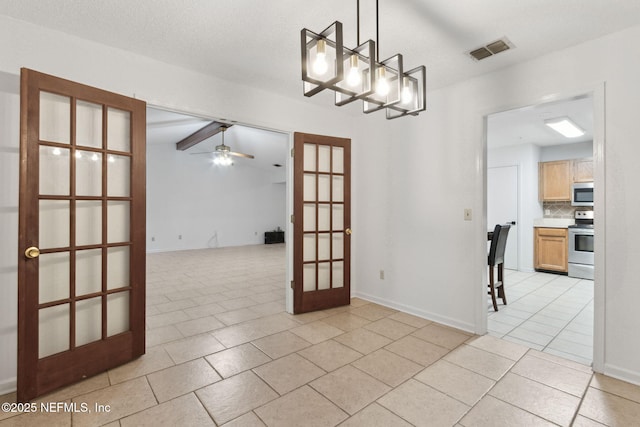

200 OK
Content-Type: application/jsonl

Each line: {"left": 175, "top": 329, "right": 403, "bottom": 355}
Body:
{"left": 293, "top": 132, "right": 351, "bottom": 313}
{"left": 18, "top": 69, "right": 146, "bottom": 401}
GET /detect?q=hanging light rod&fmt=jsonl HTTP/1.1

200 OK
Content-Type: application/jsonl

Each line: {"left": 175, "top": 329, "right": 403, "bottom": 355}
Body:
{"left": 300, "top": 0, "right": 426, "bottom": 119}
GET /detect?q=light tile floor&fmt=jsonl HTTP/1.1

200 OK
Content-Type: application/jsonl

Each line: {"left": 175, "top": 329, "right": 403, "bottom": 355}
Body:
{"left": 488, "top": 269, "right": 594, "bottom": 365}
{"left": 2, "top": 245, "right": 639, "bottom": 426}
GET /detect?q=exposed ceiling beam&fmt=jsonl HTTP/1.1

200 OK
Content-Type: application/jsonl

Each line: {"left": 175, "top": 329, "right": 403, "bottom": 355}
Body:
{"left": 175, "top": 121, "right": 232, "bottom": 151}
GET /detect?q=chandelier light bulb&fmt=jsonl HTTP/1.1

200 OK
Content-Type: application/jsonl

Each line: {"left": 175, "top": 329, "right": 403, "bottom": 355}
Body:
{"left": 401, "top": 78, "right": 413, "bottom": 103}
{"left": 75, "top": 151, "right": 82, "bottom": 159}
{"left": 91, "top": 153, "right": 99, "bottom": 162}
{"left": 313, "top": 39, "right": 328, "bottom": 75}
{"left": 108, "top": 155, "right": 115, "bottom": 163}
{"left": 376, "top": 67, "right": 389, "bottom": 97}
{"left": 52, "top": 147, "right": 61, "bottom": 156}
{"left": 347, "top": 55, "right": 361, "bottom": 87}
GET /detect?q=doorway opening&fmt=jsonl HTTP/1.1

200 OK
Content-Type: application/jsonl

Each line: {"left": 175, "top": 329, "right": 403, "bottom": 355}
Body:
{"left": 146, "top": 106, "right": 293, "bottom": 313}
{"left": 485, "top": 93, "right": 598, "bottom": 366}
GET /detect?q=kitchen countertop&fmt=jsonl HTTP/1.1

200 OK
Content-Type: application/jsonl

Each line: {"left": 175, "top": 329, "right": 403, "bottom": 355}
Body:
{"left": 533, "top": 218, "right": 575, "bottom": 228}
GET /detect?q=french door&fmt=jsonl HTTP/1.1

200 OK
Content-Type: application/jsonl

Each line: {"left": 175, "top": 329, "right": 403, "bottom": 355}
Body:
{"left": 293, "top": 133, "right": 351, "bottom": 313}
{"left": 18, "top": 69, "right": 146, "bottom": 401}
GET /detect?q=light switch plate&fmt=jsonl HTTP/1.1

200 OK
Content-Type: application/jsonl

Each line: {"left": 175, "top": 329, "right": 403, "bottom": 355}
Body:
{"left": 464, "top": 208, "right": 472, "bottom": 221}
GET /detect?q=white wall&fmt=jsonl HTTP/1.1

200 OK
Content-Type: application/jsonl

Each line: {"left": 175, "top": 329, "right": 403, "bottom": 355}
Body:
{"left": 2, "top": 15, "right": 640, "bottom": 389}
{"left": 146, "top": 142, "right": 286, "bottom": 251}
{"left": 0, "top": 72, "right": 19, "bottom": 394}
{"left": 540, "top": 140, "right": 594, "bottom": 162}
{"left": 488, "top": 143, "right": 542, "bottom": 272}
{"left": 353, "top": 24, "right": 640, "bottom": 384}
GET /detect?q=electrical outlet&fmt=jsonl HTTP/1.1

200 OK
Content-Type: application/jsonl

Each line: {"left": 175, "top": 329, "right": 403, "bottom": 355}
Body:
{"left": 379, "top": 270, "right": 385, "bottom": 280}
{"left": 178, "top": 235, "right": 182, "bottom": 240}
{"left": 151, "top": 236, "right": 155, "bottom": 242}
{"left": 464, "top": 208, "right": 472, "bottom": 221}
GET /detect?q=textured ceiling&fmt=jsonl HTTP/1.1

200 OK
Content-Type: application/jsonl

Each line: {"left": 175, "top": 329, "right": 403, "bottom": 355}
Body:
{"left": 3, "top": 1, "right": 636, "bottom": 152}
{"left": 488, "top": 95, "right": 594, "bottom": 149}
{"left": 147, "top": 108, "right": 288, "bottom": 172}
{"left": 2, "top": 0, "right": 640, "bottom": 101}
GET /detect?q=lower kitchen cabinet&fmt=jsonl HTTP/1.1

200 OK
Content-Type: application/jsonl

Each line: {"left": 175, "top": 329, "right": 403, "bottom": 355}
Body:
{"left": 534, "top": 227, "right": 568, "bottom": 273}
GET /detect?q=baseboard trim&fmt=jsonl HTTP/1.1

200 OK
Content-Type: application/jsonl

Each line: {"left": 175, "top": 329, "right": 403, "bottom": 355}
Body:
{"left": 604, "top": 363, "right": 640, "bottom": 386}
{"left": 352, "top": 291, "right": 475, "bottom": 334}
{"left": 0, "top": 377, "right": 16, "bottom": 395}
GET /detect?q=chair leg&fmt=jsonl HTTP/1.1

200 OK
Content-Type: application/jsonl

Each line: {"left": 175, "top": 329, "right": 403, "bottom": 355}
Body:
{"left": 489, "top": 265, "right": 498, "bottom": 311}
{"left": 497, "top": 263, "right": 507, "bottom": 305}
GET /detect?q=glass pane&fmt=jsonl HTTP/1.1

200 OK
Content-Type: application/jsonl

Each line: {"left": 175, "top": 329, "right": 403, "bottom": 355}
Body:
{"left": 333, "top": 261, "right": 344, "bottom": 288}
{"left": 332, "top": 205, "right": 344, "bottom": 231}
{"left": 303, "top": 174, "right": 316, "bottom": 201}
{"left": 107, "top": 108, "right": 131, "bottom": 152}
{"left": 39, "top": 304, "right": 69, "bottom": 358}
{"left": 76, "top": 249, "right": 102, "bottom": 296}
{"left": 107, "top": 155, "right": 130, "bottom": 197}
{"left": 39, "top": 146, "right": 70, "bottom": 196}
{"left": 76, "top": 297, "right": 102, "bottom": 346}
{"left": 76, "top": 201, "right": 102, "bottom": 246}
{"left": 318, "top": 263, "right": 330, "bottom": 290}
{"left": 39, "top": 252, "right": 70, "bottom": 304}
{"left": 303, "top": 204, "right": 316, "bottom": 232}
{"left": 107, "top": 201, "right": 130, "bottom": 243}
{"left": 76, "top": 100, "right": 102, "bottom": 148}
{"left": 303, "top": 143, "right": 316, "bottom": 171}
{"left": 39, "top": 92, "right": 70, "bottom": 144}
{"left": 332, "top": 147, "right": 344, "bottom": 173}
{"left": 303, "top": 234, "right": 316, "bottom": 262}
{"left": 107, "top": 291, "right": 130, "bottom": 336}
{"left": 318, "top": 204, "right": 330, "bottom": 231}
{"left": 303, "top": 264, "right": 316, "bottom": 292}
{"left": 318, "top": 145, "right": 330, "bottom": 173}
{"left": 39, "top": 200, "right": 70, "bottom": 249}
{"left": 318, "top": 175, "right": 330, "bottom": 202}
{"left": 332, "top": 176, "right": 344, "bottom": 202}
{"left": 318, "top": 234, "right": 330, "bottom": 260}
{"left": 107, "top": 246, "right": 129, "bottom": 290}
{"left": 332, "top": 233, "right": 344, "bottom": 259}
{"left": 76, "top": 150, "right": 102, "bottom": 196}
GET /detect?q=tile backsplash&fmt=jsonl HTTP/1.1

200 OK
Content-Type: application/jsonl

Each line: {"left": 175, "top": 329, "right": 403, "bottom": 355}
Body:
{"left": 543, "top": 201, "right": 575, "bottom": 218}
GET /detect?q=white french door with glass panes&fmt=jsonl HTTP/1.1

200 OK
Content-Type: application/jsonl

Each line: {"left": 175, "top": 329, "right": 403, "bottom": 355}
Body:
{"left": 18, "top": 69, "right": 146, "bottom": 401}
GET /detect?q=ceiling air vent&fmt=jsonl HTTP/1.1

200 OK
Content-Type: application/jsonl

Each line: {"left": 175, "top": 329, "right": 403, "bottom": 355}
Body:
{"left": 468, "top": 37, "right": 513, "bottom": 61}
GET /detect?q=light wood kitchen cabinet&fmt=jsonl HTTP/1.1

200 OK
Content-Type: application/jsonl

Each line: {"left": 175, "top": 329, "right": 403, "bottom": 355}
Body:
{"left": 539, "top": 160, "right": 572, "bottom": 201}
{"left": 534, "top": 227, "right": 568, "bottom": 273}
{"left": 573, "top": 158, "right": 594, "bottom": 182}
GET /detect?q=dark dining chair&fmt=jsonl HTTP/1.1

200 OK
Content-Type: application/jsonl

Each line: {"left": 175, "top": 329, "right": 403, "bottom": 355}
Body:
{"left": 488, "top": 224, "right": 511, "bottom": 311}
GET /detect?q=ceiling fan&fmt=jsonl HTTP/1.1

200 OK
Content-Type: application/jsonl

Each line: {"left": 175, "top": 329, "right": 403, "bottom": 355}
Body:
{"left": 188, "top": 125, "right": 255, "bottom": 165}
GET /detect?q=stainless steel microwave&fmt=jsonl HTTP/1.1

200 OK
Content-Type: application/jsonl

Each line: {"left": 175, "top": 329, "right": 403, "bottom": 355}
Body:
{"left": 572, "top": 182, "right": 594, "bottom": 206}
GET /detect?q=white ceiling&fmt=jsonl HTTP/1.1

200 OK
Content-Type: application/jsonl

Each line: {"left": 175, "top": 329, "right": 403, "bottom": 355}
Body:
{"left": 487, "top": 95, "right": 593, "bottom": 149}
{"left": 147, "top": 108, "right": 288, "bottom": 172}
{"left": 2, "top": 0, "right": 640, "bottom": 102}
{"left": 4, "top": 1, "right": 635, "bottom": 155}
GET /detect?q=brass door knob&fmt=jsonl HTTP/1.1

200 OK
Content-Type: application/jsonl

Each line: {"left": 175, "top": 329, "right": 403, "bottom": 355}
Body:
{"left": 345, "top": 228, "right": 352, "bottom": 235}
{"left": 25, "top": 247, "right": 40, "bottom": 259}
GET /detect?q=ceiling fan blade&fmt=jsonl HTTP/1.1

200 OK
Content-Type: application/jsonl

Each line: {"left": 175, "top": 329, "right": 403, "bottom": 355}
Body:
{"left": 189, "top": 151, "right": 215, "bottom": 155}
{"left": 229, "top": 151, "right": 255, "bottom": 159}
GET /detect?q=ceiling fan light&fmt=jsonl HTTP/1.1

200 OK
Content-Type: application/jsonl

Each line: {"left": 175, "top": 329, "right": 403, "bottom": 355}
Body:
{"left": 545, "top": 117, "right": 585, "bottom": 138}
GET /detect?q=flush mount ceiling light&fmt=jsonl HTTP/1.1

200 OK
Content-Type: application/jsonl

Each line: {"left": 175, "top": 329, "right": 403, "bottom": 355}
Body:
{"left": 301, "top": 0, "right": 426, "bottom": 119}
{"left": 545, "top": 117, "right": 585, "bottom": 138}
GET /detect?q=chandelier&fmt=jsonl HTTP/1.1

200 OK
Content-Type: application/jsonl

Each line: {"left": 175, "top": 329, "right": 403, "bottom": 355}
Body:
{"left": 301, "top": 0, "right": 426, "bottom": 119}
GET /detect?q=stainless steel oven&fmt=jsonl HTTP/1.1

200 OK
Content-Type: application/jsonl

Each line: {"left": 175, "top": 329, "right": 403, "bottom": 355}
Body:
{"left": 568, "top": 210, "right": 594, "bottom": 280}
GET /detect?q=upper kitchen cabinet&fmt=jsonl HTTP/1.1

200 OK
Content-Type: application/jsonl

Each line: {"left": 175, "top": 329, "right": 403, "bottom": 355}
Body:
{"left": 539, "top": 160, "right": 572, "bottom": 201}
{"left": 539, "top": 158, "right": 594, "bottom": 201}
{"left": 573, "top": 158, "right": 594, "bottom": 182}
